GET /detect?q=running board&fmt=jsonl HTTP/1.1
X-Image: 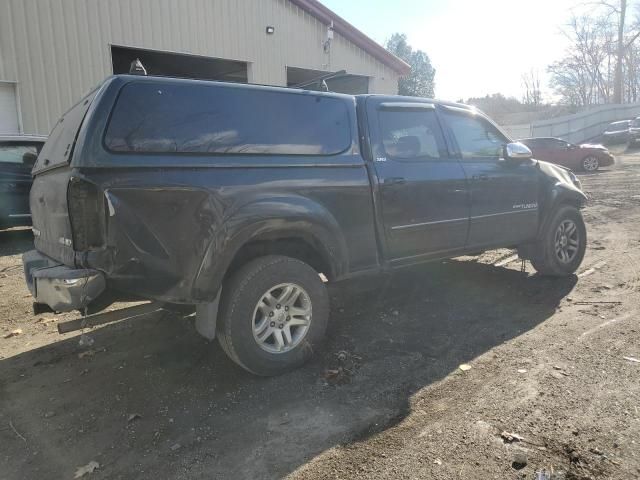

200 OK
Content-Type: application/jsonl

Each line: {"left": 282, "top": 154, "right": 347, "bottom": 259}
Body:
{"left": 57, "top": 302, "right": 165, "bottom": 334}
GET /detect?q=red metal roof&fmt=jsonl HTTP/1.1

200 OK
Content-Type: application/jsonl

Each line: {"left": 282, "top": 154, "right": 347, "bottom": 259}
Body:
{"left": 289, "top": 0, "right": 411, "bottom": 76}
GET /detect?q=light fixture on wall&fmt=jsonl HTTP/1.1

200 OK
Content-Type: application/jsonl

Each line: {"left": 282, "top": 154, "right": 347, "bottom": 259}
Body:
{"left": 266, "top": 26, "right": 275, "bottom": 35}
{"left": 323, "top": 21, "right": 334, "bottom": 53}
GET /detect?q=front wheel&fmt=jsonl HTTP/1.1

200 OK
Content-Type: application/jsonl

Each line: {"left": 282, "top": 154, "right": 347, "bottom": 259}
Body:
{"left": 582, "top": 156, "right": 599, "bottom": 172}
{"left": 530, "top": 205, "right": 587, "bottom": 276}
{"left": 216, "top": 255, "right": 329, "bottom": 376}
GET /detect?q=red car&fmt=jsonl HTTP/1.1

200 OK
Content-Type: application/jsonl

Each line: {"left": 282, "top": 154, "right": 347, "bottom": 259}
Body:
{"left": 520, "top": 137, "right": 615, "bottom": 172}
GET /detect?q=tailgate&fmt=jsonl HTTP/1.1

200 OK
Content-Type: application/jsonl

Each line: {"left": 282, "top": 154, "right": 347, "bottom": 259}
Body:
{"left": 31, "top": 88, "right": 98, "bottom": 265}
{"left": 30, "top": 169, "right": 76, "bottom": 265}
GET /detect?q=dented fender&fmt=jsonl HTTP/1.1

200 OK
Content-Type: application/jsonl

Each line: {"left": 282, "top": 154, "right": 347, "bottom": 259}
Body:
{"left": 536, "top": 160, "right": 587, "bottom": 237}
{"left": 192, "top": 194, "right": 349, "bottom": 301}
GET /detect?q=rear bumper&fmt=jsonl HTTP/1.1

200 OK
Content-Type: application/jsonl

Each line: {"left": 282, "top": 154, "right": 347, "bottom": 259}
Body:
{"left": 601, "top": 154, "right": 615, "bottom": 166}
{"left": 0, "top": 214, "right": 32, "bottom": 228}
{"left": 602, "top": 133, "right": 628, "bottom": 144}
{"left": 22, "top": 250, "right": 106, "bottom": 312}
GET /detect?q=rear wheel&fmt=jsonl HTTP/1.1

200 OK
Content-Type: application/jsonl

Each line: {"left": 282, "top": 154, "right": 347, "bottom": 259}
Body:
{"left": 582, "top": 156, "right": 599, "bottom": 172}
{"left": 216, "top": 255, "right": 329, "bottom": 376}
{"left": 530, "top": 205, "right": 586, "bottom": 276}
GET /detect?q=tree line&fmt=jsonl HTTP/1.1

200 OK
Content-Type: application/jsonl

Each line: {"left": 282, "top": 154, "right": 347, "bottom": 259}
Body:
{"left": 385, "top": 33, "right": 436, "bottom": 98}
{"left": 550, "top": 0, "right": 640, "bottom": 106}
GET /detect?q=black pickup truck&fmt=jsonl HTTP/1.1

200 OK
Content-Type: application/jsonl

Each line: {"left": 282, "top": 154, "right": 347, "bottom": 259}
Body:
{"left": 23, "top": 75, "right": 587, "bottom": 375}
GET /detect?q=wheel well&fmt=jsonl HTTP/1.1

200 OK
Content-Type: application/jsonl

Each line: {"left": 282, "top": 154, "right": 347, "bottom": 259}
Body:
{"left": 519, "top": 198, "right": 582, "bottom": 260}
{"left": 560, "top": 196, "right": 583, "bottom": 209}
{"left": 226, "top": 235, "right": 333, "bottom": 281}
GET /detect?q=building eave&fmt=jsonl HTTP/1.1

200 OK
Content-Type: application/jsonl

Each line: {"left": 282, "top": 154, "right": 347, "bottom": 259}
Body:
{"left": 289, "top": 0, "right": 411, "bottom": 76}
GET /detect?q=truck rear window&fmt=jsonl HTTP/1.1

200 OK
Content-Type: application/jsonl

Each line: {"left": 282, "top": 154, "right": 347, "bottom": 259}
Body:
{"left": 33, "top": 87, "right": 98, "bottom": 173}
{"left": 105, "top": 82, "right": 352, "bottom": 156}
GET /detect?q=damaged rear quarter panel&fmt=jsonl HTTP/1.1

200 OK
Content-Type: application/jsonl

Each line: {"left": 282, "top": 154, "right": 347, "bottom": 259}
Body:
{"left": 80, "top": 166, "right": 375, "bottom": 303}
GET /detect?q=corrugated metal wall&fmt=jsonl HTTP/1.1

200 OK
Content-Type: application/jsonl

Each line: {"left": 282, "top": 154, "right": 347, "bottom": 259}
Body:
{"left": 0, "top": 0, "right": 399, "bottom": 135}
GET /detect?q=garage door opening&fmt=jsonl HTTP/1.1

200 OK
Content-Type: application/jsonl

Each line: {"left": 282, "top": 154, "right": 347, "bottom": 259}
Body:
{"left": 111, "top": 46, "right": 248, "bottom": 83}
{"left": 287, "top": 67, "right": 369, "bottom": 94}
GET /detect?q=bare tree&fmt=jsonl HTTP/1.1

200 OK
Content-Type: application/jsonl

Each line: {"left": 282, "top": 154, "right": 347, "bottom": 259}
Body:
{"left": 594, "top": 0, "right": 627, "bottom": 102}
{"left": 592, "top": 0, "right": 640, "bottom": 102}
{"left": 549, "top": 58, "right": 591, "bottom": 106}
{"left": 522, "top": 70, "right": 543, "bottom": 106}
{"left": 548, "top": 6, "right": 640, "bottom": 106}
{"left": 549, "top": 15, "right": 613, "bottom": 106}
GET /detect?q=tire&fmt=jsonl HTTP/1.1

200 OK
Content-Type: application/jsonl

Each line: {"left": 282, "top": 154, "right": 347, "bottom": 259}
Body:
{"left": 582, "top": 156, "right": 599, "bottom": 172}
{"left": 216, "top": 255, "right": 329, "bottom": 376}
{"left": 530, "top": 205, "right": 587, "bottom": 276}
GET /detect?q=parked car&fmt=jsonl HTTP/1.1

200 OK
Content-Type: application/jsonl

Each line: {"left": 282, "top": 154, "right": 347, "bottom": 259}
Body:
{"left": 602, "top": 120, "right": 632, "bottom": 145}
{"left": 22, "top": 75, "right": 587, "bottom": 375}
{"left": 519, "top": 137, "right": 614, "bottom": 172}
{"left": 629, "top": 117, "right": 640, "bottom": 145}
{"left": 0, "top": 135, "right": 46, "bottom": 228}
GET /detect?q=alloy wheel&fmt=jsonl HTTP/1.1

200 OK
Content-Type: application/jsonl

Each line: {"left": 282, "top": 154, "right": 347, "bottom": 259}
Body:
{"left": 582, "top": 156, "right": 599, "bottom": 171}
{"left": 252, "top": 283, "right": 312, "bottom": 354}
{"left": 554, "top": 219, "right": 580, "bottom": 264}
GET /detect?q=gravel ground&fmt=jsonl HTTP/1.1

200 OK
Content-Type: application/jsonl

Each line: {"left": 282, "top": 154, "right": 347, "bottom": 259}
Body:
{"left": 1, "top": 152, "right": 640, "bottom": 479}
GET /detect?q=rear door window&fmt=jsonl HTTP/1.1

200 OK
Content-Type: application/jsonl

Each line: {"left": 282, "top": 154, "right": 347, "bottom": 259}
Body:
{"left": 105, "top": 82, "right": 352, "bottom": 156}
{"left": 378, "top": 109, "right": 447, "bottom": 160}
{"left": 549, "top": 138, "right": 569, "bottom": 149}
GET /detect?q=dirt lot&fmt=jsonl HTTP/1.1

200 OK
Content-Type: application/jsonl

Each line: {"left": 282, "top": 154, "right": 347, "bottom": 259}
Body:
{"left": 2, "top": 153, "right": 640, "bottom": 480}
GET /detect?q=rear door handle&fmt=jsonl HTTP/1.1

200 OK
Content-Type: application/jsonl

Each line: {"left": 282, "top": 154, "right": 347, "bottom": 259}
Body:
{"left": 472, "top": 173, "right": 489, "bottom": 181}
{"left": 384, "top": 177, "right": 406, "bottom": 186}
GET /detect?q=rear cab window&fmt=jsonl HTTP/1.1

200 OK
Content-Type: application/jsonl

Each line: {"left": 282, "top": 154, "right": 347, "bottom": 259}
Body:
{"left": 33, "top": 88, "right": 99, "bottom": 173}
{"left": 104, "top": 82, "right": 352, "bottom": 156}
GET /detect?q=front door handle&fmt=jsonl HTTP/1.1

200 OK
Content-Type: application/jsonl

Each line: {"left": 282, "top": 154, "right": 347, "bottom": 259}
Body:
{"left": 384, "top": 177, "right": 406, "bottom": 186}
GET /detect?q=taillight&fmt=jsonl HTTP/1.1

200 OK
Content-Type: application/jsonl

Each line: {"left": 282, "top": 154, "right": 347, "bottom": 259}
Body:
{"left": 68, "top": 177, "right": 105, "bottom": 250}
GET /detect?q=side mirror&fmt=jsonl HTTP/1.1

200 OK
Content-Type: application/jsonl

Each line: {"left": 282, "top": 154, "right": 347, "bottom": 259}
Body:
{"left": 504, "top": 142, "right": 532, "bottom": 161}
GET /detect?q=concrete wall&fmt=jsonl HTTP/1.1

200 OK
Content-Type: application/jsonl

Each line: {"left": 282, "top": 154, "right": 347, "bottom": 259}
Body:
{"left": 502, "top": 103, "right": 640, "bottom": 143}
{"left": 0, "top": 0, "right": 400, "bottom": 135}
{"left": 501, "top": 123, "right": 531, "bottom": 140}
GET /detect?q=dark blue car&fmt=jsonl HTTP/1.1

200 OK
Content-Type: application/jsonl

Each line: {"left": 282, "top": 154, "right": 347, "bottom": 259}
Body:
{"left": 0, "top": 135, "right": 46, "bottom": 229}
{"left": 602, "top": 120, "right": 632, "bottom": 145}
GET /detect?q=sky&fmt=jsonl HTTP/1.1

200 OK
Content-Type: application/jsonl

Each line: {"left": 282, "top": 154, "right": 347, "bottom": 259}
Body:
{"left": 321, "top": 0, "right": 584, "bottom": 102}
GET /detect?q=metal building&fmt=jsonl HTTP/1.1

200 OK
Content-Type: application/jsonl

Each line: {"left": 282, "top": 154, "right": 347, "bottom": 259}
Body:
{"left": 0, "top": 0, "right": 409, "bottom": 135}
